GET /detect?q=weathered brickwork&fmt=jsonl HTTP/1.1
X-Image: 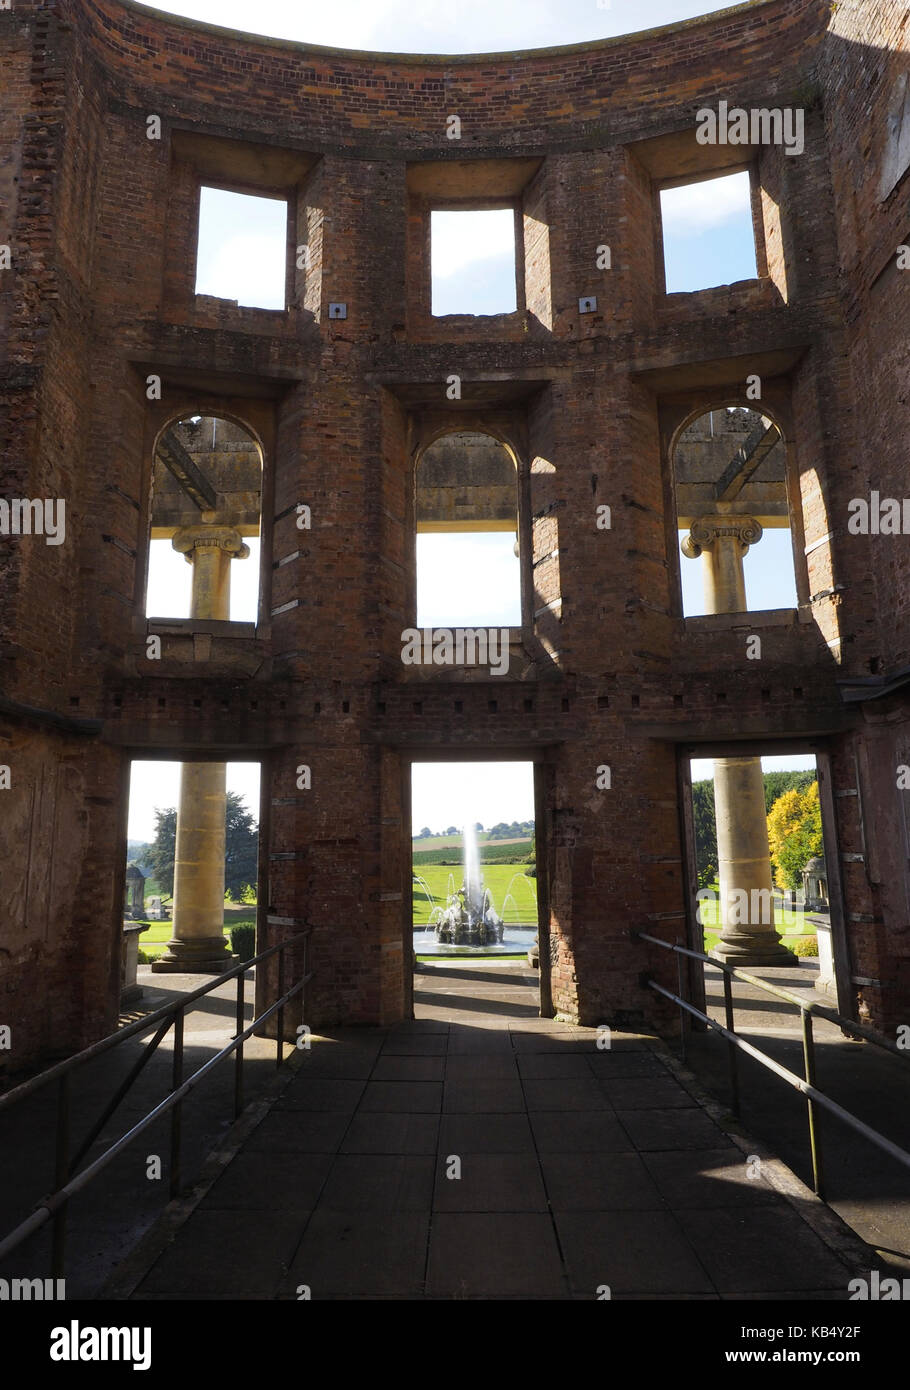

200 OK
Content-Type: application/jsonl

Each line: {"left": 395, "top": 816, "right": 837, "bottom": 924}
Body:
{"left": 0, "top": 0, "right": 908, "bottom": 1070}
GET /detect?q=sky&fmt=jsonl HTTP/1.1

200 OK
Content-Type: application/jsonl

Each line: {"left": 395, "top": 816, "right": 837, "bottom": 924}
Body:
{"left": 142, "top": 0, "right": 737, "bottom": 53}
{"left": 132, "top": 0, "right": 809, "bottom": 840}
{"left": 412, "top": 762, "right": 535, "bottom": 834}
{"left": 129, "top": 761, "right": 261, "bottom": 840}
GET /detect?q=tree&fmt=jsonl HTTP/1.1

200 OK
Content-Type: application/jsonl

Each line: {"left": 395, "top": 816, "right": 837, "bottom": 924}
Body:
{"left": 691, "top": 779, "right": 717, "bottom": 882}
{"left": 691, "top": 770, "right": 817, "bottom": 883}
{"left": 446, "top": 826, "right": 458, "bottom": 836}
{"left": 767, "top": 781, "right": 823, "bottom": 891}
{"left": 147, "top": 808, "right": 177, "bottom": 898}
{"left": 224, "top": 792, "right": 259, "bottom": 900}
{"left": 147, "top": 792, "right": 258, "bottom": 902}
{"left": 474, "top": 822, "right": 484, "bottom": 833}
{"left": 762, "top": 768, "right": 816, "bottom": 814}
{"left": 418, "top": 826, "right": 432, "bottom": 839}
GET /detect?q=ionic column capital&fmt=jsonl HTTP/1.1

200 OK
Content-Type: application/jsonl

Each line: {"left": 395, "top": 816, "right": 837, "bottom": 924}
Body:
{"left": 171, "top": 524, "right": 250, "bottom": 564}
{"left": 681, "top": 515, "right": 763, "bottom": 560}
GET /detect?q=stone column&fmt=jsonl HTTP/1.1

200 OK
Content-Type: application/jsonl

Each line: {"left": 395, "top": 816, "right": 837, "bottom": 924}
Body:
{"left": 682, "top": 516, "right": 793, "bottom": 965}
{"left": 152, "top": 523, "right": 249, "bottom": 974}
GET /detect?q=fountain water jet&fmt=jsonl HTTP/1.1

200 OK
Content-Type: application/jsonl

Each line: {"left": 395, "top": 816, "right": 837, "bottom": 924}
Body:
{"left": 434, "top": 822, "right": 504, "bottom": 947}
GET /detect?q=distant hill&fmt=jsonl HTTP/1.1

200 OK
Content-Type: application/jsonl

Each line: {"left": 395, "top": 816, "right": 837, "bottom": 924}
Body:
{"left": 412, "top": 827, "right": 534, "bottom": 852}
{"left": 413, "top": 839, "right": 533, "bottom": 865}
{"left": 126, "top": 840, "right": 155, "bottom": 876}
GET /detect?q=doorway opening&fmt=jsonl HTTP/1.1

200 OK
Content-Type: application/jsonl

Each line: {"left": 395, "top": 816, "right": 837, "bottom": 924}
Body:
{"left": 124, "top": 759, "right": 261, "bottom": 977}
{"left": 682, "top": 747, "right": 846, "bottom": 1020}
{"left": 409, "top": 758, "right": 544, "bottom": 1017}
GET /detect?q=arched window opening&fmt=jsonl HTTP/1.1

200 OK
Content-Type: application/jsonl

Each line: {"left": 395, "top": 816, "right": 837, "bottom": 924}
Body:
{"left": 674, "top": 406, "right": 797, "bottom": 617}
{"left": 146, "top": 415, "right": 262, "bottom": 624}
{"left": 415, "top": 431, "right": 521, "bottom": 628}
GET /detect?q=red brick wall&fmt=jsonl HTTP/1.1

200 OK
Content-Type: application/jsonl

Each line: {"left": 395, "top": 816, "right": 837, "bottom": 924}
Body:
{"left": 2, "top": 0, "right": 909, "bottom": 1068}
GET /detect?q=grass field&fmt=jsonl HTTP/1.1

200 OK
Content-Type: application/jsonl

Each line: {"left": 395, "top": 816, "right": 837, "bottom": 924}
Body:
{"left": 136, "top": 906, "right": 256, "bottom": 958}
{"left": 696, "top": 883, "right": 815, "bottom": 954}
{"left": 412, "top": 864, "right": 537, "bottom": 926}
{"left": 412, "top": 831, "right": 532, "bottom": 853}
{"left": 412, "top": 841, "right": 533, "bottom": 866}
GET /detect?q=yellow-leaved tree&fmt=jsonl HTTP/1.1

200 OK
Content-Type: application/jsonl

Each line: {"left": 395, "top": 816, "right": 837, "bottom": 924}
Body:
{"left": 766, "top": 781, "right": 823, "bottom": 891}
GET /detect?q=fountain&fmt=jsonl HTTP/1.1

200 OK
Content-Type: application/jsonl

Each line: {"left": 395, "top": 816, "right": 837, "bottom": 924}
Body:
{"left": 434, "top": 822, "right": 504, "bottom": 947}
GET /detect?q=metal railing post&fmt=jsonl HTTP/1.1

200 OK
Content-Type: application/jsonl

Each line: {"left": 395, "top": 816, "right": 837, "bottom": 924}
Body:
{"left": 801, "top": 1006, "right": 825, "bottom": 1199}
{"left": 675, "top": 938, "right": 687, "bottom": 1062}
{"left": 169, "top": 1008, "right": 184, "bottom": 1200}
{"left": 722, "top": 970, "right": 741, "bottom": 1117}
{"left": 0, "top": 930, "right": 312, "bottom": 1276}
{"left": 234, "top": 969, "right": 245, "bottom": 1120}
{"left": 276, "top": 945, "right": 285, "bottom": 1068}
{"left": 51, "top": 1073, "right": 70, "bottom": 1278}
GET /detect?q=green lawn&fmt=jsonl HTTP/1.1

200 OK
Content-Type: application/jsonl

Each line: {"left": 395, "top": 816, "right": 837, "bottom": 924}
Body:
{"left": 412, "top": 864, "right": 537, "bottom": 926}
{"left": 697, "top": 883, "right": 815, "bottom": 954}
{"left": 136, "top": 906, "right": 256, "bottom": 958}
{"left": 412, "top": 831, "right": 531, "bottom": 853}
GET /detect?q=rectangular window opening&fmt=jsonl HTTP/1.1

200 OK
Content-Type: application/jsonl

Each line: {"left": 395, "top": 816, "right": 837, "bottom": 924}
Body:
{"left": 430, "top": 208, "right": 517, "bottom": 316}
{"left": 660, "top": 170, "right": 758, "bottom": 293}
{"left": 196, "top": 186, "right": 288, "bottom": 310}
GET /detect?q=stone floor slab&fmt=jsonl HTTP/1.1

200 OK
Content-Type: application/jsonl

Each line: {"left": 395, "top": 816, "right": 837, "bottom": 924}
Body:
{"left": 319, "top": 1154, "right": 435, "bottom": 1212}
{"left": 340, "top": 1112, "right": 440, "bottom": 1155}
{"left": 641, "top": 1149, "right": 781, "bottom": 1208}
{"left": 541, "top": 1152, "right": 666, "bottom": 1211}
{"left": 516, "top": 1053, "right": 594, "bottom": 1079}
{"left": 529, "top": 1111, "right": 635, "bottom": 1154}
{"left": 138, "top": 1210, "right": 304, "bottom": 1299}
{"left": 244, "top": 1111, "right": 350, "bottom": 1154}
{"left": 285, "top": 1211, "right": 430, "bottom": 1297}
{"left": 426, "top": 1214, "right": 567, "bottom": 1299}
{"left": 372, "top": 1055, "right": 446, "bottom": 1082}
{"left": 444, "top": 1054, "right": 520, "bottom": 1080}
{"left": 438, "top": 1113, "right": 537, "bottom": 1154}
{"left": 523, "top": 1078, "right": 613, "bottom": 1111}
{"left": 556, "top": 1210, "right": 715, "bottom": 1296}
{"left": 381, "top": 1035, "right": 448, "bottom": 1055}
{"left": 359, "top": 1081, "right": 443, "bottom": 1113}
{"left": 205, "top": 1152, "right": 332, "bottom": 1211}
{"left": 432, "top": 1153, "right": 548, "bottom": 1212}
{"left": 600, "top": 1077, "right": 697, "bottom": 1109}
{"left": 676, "top": 1208, "right": 853, "bottom": 1293}
{"left": 443, "top": 1079, "right": 525, "bottom": 1113}
{"left": 614, "top": 1108, "right": 732, "bottom": 1151}
{"left": 272, "top": 1079, "right": 366, "bottom": 1112}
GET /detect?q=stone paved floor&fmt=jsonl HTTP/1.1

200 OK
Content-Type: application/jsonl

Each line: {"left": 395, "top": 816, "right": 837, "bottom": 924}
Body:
{"left": 121, "top": 962, "right": 871, "bottom": 1300}
{"left": 681, "top": 961, "right": 910, "bottom": 1275}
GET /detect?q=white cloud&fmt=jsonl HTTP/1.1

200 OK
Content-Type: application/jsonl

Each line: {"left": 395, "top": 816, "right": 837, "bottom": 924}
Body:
{"left": 660, "top": 171, "right": 752, "bottom": 235}
{"left": 431, "top": 209, "right": 515, "bottom": 279}
{"left": 196, "top": 188, "right": 287, "bottom": 308}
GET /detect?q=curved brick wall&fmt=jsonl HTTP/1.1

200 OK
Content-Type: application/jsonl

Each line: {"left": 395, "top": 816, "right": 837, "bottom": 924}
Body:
{"left": 1, "top": 0, "right": 908, "bottom": 1069}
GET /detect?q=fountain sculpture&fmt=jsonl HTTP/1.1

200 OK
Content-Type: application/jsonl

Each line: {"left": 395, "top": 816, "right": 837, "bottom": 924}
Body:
{"left": 433, "top": 823, "right": 504, "bottom": 946}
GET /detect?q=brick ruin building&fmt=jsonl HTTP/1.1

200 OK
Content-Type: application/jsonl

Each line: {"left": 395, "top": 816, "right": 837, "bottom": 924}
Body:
{"left": 1, "top": 0, "right": 908, "bottom": 1072}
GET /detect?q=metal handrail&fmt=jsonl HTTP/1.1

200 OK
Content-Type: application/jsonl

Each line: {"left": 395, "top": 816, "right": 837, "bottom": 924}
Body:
{"left": 0, "top": 934, "right": 304, "bottom": 1113}
{"left": 635, "top": 930, "right": 910, "bottom": 1200}
{"left": 0, "top": 928, "right": 311, "bottom": 1276}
